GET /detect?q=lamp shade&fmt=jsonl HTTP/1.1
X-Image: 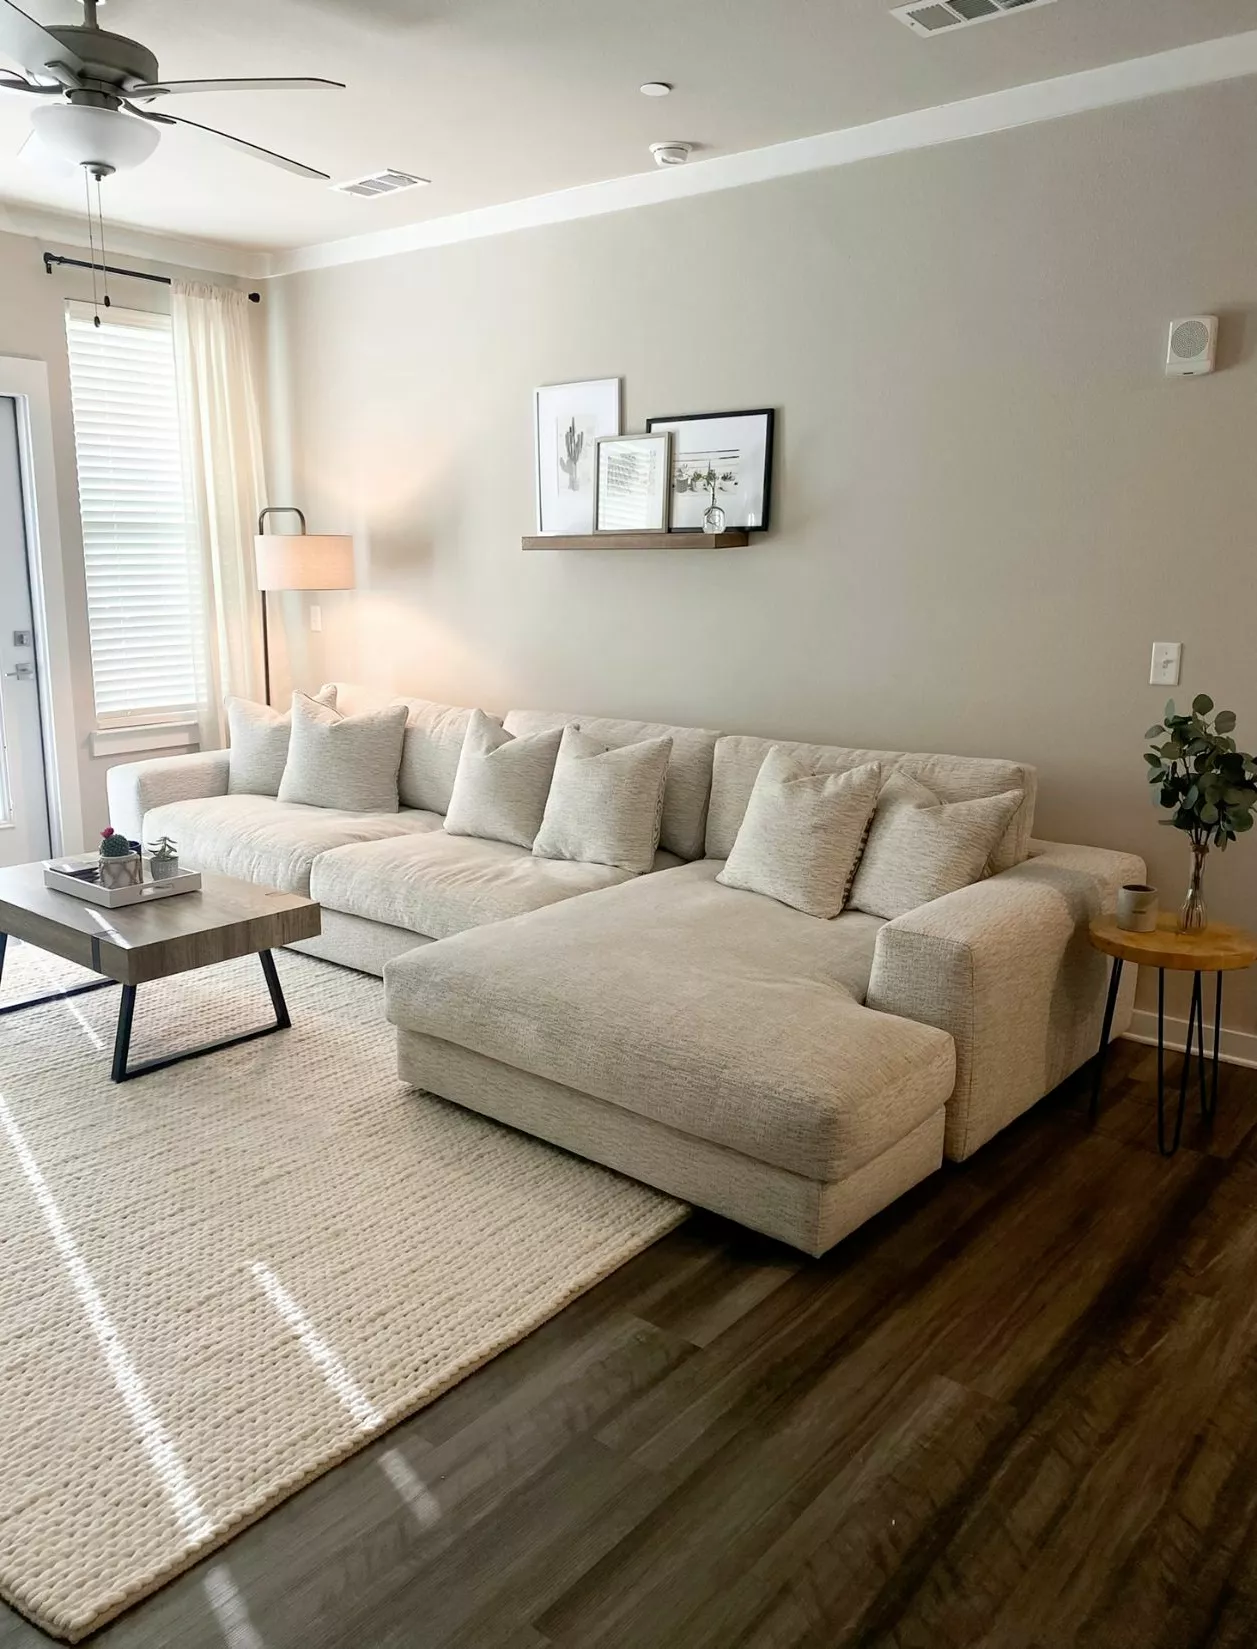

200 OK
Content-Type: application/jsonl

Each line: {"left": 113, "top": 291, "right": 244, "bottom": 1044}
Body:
{"left": 254, "top": 534, "right": 355, "bottom": 592}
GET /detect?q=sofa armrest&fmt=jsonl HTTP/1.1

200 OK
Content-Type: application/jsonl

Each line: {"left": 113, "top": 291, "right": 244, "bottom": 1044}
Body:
{"left": 106, "top": 750, "right": 231, "bottom": 842}
{"left": 866, "top": 839, "right": 1145, "bottom": 1162}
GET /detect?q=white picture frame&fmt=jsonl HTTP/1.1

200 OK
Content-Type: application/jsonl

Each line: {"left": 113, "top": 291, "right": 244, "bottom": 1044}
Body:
{"left": 594, "top": 433, "right": 672, "bottom": 533}
{"left": 534, "top": 378, "right": 622, "bottom": 534}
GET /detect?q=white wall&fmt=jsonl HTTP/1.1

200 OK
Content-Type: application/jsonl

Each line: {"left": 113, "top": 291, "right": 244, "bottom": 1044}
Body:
{"left": 268, "top": 77, "right": 1257, "bottom": 1032}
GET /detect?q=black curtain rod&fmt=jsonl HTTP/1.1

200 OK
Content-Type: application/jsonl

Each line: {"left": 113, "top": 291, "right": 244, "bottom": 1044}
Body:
{"left": 43, "top": 251, "right": 261, "bottom": 301}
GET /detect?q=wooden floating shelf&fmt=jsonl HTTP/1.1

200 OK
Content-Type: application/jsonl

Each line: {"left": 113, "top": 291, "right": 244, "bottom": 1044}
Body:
{"left": 522, "top": 530, "right": 750, "bottom": 552}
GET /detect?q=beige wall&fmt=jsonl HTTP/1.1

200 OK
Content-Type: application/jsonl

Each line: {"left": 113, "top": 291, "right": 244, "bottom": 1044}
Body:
{"left": 0, "top": 228, "right": 260, "bottom": 846}
{"left": 270, "top": 79, "right": 1256, "bottom": 1030}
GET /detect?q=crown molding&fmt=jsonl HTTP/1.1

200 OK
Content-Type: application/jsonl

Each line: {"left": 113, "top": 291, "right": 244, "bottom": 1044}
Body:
{"left": 269, "top": 28, "right": 1257, "bottom": 279}
{"left": 0, "top": 200, "right": 272, "bottom": 280}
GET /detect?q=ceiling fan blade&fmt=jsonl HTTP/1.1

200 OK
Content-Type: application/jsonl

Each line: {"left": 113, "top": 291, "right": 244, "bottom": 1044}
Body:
{"left": 0, "top": 1, "right": 86, "bottom": 83}
{"left": 166, "top": 113, "right": 329, "bottom": 179}
{"left": 122, "top": 99, "right": 177, "bottom": 126}
{"left": 0, "top": 70, "right": 59, "bottom": 92}
{"left": 126, "top": 77, "right": 345, "bottom": 99}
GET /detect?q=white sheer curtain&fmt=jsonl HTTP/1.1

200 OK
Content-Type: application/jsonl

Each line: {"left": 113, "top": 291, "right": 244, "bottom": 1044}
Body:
{"left": 171, "top": 280, "right": 267, "bottom": 747}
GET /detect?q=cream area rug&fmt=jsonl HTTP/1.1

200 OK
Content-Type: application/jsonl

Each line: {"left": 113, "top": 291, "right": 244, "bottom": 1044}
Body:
{"left": 0, "top": 941, "right": 685, "bottom": 1642}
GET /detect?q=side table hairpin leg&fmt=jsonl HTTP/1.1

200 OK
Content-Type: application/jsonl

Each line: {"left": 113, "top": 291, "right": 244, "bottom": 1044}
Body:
{"left": 1157, "top": 968, "right": 1222, "bottom": 1157}
{"left": 1092, "top": 959, "right": 1221, "bottom": 1155}
{"left": 1205, "top": 972, "right": 1223, "bottom": 1122}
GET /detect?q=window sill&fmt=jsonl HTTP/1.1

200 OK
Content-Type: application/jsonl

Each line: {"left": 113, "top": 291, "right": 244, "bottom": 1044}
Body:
{"left": 90, "top": 721, "right": 200, "bottom": 759}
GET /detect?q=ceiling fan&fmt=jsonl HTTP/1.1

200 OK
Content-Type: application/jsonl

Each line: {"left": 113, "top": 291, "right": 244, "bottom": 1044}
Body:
{"left": 0, "top": 0, "right": 344, "bottom": 180}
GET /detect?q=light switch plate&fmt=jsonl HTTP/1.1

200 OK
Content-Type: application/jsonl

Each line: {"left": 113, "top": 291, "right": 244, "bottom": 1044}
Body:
{"left": 1150, "top": 641, "right": 1182, "bottom": 687}
{"left": 309, "top": 605, "right": 322, "bottom": 633}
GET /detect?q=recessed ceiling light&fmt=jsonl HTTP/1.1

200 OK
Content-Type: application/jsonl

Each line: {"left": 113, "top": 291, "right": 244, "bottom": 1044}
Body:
{"left": 640, "top": 82, "right": 672, "bottom": 97}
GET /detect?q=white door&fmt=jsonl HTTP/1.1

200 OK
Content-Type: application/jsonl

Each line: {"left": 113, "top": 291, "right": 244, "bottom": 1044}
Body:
{"left": 0, "top": 395, "right": 51, "bottom": 865}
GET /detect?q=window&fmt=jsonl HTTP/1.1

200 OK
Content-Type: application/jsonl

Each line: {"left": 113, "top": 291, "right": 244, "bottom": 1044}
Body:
{"left": 65, "top": 303, "right": 204, "bottom": 725}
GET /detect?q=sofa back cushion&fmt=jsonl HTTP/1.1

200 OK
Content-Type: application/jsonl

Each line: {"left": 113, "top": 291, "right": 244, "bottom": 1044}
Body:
{"left": 504, "top": 709, "right": 718, "bottom": 860}
{"left": 277, "top": 693, "right": 408, "bottom": 813}
{"left": 319, "top": 685, "right": 490, "bottom": 815}
{"left": 706, "top": 734, "right": 1036, "bottom": 872}
{"left": 395, "top": 699, "right": 489, "bottom": 814}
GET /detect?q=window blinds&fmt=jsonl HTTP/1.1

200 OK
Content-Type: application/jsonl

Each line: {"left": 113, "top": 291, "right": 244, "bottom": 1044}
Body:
{"left": 65, "top": 302, "right": 204, "bottom": 723}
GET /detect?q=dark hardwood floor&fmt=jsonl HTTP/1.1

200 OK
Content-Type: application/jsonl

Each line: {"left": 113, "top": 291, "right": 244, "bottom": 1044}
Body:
{"left": 5, "top": 1037, "right": 1257, "bottom": 1649}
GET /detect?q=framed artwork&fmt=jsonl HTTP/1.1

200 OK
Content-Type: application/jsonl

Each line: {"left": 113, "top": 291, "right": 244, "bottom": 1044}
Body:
{"left": 645, "top": 408, "right": 775, "bottom": 532}
{"left": 534, "top": 378, "right": 622, "bottom": 534}
{"left": 594, "top": 433, "right": 672, "bottom": 532}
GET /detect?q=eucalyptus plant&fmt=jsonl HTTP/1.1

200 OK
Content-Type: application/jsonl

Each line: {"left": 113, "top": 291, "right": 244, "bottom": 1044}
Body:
{"left": 1144, "top": 695, "right": 1257, "bottom": 849}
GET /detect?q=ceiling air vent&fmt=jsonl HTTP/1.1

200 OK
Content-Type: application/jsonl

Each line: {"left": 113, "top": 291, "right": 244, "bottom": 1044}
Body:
{"left": 892, "top": 0, "right": 1057, "bottom": 36}
{"left": 332, "top": 168, "right": 430, "bottom": 198}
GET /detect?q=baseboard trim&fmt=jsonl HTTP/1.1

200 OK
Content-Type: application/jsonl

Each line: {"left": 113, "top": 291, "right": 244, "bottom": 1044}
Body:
{"left": 1124, "top": 1012, "right": 1257, "bottom": 1071}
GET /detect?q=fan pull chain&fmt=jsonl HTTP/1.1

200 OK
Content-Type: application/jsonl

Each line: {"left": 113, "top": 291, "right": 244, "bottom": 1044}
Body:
{"left": 94, "top": 173, "right": 111, "bottom": 310}
{"left": 83, "top": 168, "right": 101, "bottom": 327}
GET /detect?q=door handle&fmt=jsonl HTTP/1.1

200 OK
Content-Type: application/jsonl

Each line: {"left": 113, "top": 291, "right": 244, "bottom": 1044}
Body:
{"left": 4, "top": 664, "right": 34, "bottom": 681}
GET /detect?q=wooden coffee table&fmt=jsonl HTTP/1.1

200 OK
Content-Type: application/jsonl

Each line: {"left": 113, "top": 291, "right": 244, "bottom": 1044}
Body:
{"left": 1088, "top": 914, "right": 1257, "bottom": 1156}
{"left": 0, "top": 862, "right": 320, "bottom": 1083}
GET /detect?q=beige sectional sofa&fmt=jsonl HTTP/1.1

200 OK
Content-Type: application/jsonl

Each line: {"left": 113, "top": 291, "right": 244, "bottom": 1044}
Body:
{"left": 107, "top": 689, "right": 1143, "bottom": 1255}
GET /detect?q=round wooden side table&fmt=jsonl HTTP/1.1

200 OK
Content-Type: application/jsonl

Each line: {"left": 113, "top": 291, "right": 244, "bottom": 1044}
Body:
{"left": 1088, "top": 914, "right": 1257, "bottom": 1156}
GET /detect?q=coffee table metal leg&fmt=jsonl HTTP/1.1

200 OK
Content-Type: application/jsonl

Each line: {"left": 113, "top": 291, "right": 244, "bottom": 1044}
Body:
{"left": 260, "top": 948, "right": 291, "bottom": 1030}
{"left": 111, "top": 950, "right": 293, "bottom": 1083}
{"left": 1090, "top": 956, "right": 1124, "bottom": 1120}
{"left": 111, "top": 985, "right": 137, "bottom": 1084}
{"left": 0, "top": 928, "right": 118, "bottom": 1016}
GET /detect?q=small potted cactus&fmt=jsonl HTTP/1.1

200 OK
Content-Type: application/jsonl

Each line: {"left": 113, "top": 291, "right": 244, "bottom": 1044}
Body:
{"left": 98, "top": 826, "right": 142, "bottom": 889}
{"left": 147, "top": 835, "right": 180, "bottom": 882}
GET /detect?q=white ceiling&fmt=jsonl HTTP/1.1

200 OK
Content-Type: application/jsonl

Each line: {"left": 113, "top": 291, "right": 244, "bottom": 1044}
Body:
{"left": 0, "top": 0, "right": 1253, "bottom": 256}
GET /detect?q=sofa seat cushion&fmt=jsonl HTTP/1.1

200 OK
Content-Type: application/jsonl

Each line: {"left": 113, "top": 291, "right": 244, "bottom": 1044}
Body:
{"left": 311, "top": 829, "right": 661, "bottom": 941}
{"left": 384, "top": 860, "right": 955, "bottom": 1181}
{"left": 142, "top": 795, "right": 442, "bottom": 895}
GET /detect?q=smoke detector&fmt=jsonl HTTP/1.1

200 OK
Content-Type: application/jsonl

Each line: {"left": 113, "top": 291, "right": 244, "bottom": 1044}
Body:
{"left": 650, "top": 141, "right": 692, "bottom": 168}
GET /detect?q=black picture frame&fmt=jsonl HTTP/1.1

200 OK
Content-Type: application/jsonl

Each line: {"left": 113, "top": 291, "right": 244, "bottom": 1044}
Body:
{"left": 645, "top": 407, "right": 775, "bottom": 532}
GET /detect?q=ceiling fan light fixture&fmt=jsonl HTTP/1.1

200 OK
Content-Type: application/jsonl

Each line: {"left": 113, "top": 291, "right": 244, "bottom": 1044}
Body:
{"left": 29, "top": 100, "right": 161, "bottom": 172}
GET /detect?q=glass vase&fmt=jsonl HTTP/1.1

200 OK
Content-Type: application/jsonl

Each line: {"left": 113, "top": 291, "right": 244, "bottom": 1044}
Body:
{"left": 1178, "top": 842, "right": 1209, "bottom": 934}
{"left": 702, "top": 501, "right": 726, "bottom": 535}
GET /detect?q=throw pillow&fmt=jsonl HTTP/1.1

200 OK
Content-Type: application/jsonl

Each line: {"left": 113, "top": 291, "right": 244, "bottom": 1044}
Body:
{"left": 716, "top": 750, "right": 883, "bottom": 919}
{"left": 443, "top": 709, "right": 563, "bottom": 848}
{"left": 533, "top": 727, "right": 673, "bottom": 873}
{"left": 226, "top": 686, "right": 337, "bottom": 797}
{"left": 276, "top": 692, "right": 408, "bottom": 813}
{"left": 848, "top": 773, "right": 1025, "bottom": 920}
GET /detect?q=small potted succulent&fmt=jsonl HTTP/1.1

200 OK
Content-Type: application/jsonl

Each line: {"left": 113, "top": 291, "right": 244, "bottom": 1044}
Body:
{"left": 98, "top": 827, "right": 142, "bottom": 889}
{"left": 147, "top": 835, "right": 180, "bottom": 882}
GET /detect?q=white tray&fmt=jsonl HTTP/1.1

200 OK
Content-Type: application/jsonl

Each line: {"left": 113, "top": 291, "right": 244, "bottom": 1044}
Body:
{"left": 43, "top": 855, "right": 202, "bottom": 909}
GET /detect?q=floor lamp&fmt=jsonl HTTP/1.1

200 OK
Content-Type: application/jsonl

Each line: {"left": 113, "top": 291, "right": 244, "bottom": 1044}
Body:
{"left": 254, "top": 508, "right": 356, "bottom": 707}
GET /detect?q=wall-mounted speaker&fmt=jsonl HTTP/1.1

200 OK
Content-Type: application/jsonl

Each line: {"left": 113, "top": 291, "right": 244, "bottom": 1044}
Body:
{"left": 1165, "top": 316, "right": 1218, "bottom": 377}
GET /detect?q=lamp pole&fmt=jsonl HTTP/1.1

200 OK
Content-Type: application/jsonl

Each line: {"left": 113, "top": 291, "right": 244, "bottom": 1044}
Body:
{"left": 255, "top": 506, "right": 307, "bottom": 707}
